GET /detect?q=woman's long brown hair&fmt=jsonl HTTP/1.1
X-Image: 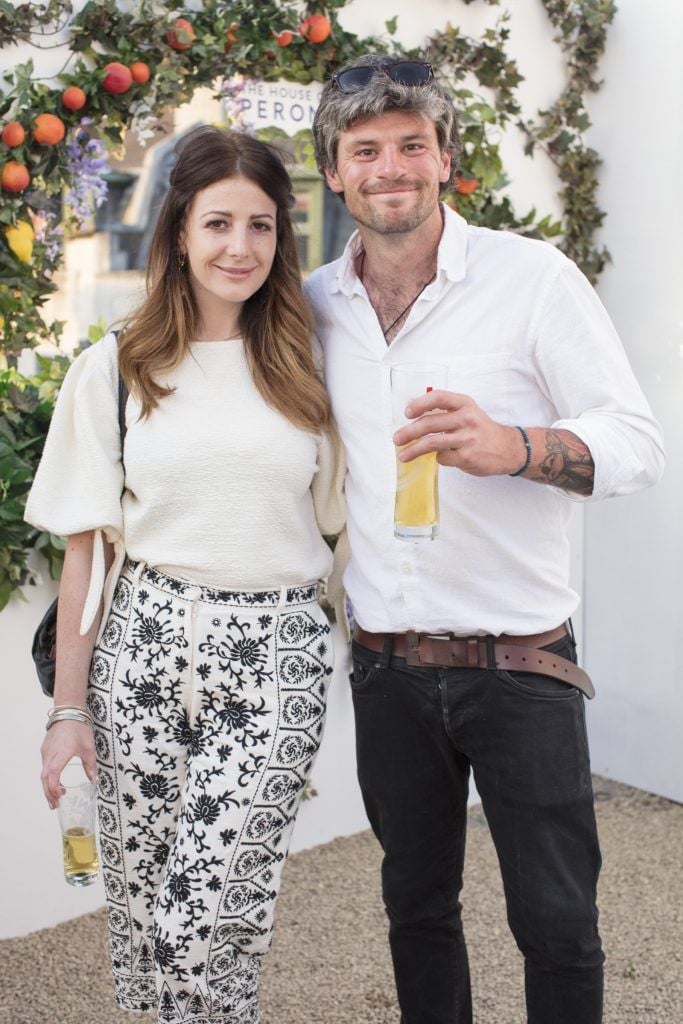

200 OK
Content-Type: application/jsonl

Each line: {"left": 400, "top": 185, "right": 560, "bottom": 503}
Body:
{"left": 118, "top": 125, "right": 330, "bottom": 432}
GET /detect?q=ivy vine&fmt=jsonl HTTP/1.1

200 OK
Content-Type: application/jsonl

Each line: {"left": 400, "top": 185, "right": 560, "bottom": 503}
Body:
{"left": 521, "top": 0, "right": 617, "bottom": 280}
{"left": 0, "top": 0, "right": 615, "bottom": 608}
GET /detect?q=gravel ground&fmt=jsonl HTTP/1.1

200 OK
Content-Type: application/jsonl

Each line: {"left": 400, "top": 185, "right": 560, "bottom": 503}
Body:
{"left": 1, "top": 776, "right": 680, "bottom": 1024}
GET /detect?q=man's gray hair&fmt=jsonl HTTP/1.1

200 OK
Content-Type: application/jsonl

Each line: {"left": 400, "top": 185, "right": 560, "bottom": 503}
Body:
{"left": 313, "top": 53, "right": 462, "bottom": 193}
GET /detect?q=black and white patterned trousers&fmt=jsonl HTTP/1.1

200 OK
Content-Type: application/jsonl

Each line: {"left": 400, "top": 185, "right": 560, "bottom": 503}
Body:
{"left": 87, "top": 560, "right": 333, "bottom": 1023}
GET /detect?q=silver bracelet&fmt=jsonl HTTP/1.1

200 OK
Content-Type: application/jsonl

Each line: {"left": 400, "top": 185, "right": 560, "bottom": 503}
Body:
{"left": 46, "top": 709, "right": 92, "bottom": 731}
{"left": 48, "top": 704, "right": 90, "bottom": 718}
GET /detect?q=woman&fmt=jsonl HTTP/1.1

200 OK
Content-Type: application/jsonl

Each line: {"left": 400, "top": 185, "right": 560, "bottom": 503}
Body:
{"left": 25, "top": 125, "right": 344, "bottom": 1023}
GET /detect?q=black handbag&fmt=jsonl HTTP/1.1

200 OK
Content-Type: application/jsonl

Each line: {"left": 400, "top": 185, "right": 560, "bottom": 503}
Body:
{"left": 32, "top": 598, "right": 59, "bottom": 696}
{"left": 32, "top": 334, "right": 128, "bottom": 696}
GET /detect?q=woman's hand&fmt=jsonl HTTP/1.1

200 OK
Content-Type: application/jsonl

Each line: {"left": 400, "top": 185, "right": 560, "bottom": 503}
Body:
{"left": 41, "top": 720, "right": 97, "bottom": 810}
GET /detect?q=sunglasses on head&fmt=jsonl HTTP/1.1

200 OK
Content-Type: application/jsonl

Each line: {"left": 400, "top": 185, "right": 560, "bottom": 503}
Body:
{"left": 331, "top": 60, "right": 433, "bottom": 94}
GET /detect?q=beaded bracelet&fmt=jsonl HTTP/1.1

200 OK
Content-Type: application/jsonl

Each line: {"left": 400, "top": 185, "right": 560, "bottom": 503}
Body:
{"left": 509, "top": 425, "right": 532, "bottom": 477}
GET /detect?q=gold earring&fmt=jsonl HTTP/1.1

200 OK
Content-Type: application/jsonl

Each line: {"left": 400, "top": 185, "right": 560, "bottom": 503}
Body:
{"left": 177, "top": 252, "right": 186, "bottom": 270}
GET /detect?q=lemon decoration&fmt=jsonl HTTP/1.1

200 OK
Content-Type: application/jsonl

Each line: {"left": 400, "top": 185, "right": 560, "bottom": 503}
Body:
{"left": 4, "top": 220, "right": 34, "bottom": 263}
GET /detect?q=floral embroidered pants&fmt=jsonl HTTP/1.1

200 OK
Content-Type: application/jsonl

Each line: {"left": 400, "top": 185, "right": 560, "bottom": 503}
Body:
{"left": 87, "top": 560, "right": 333, "bottom": 1024}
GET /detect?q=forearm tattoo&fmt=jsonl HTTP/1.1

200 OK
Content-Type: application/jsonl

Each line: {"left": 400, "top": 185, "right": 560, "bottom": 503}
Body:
{"left": 533, "top": 429, "right": 595, "bottom": 495}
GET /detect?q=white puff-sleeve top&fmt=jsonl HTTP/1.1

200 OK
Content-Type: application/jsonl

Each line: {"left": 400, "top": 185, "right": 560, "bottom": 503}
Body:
{"left": 24, "top": 333, "right": 346, "bottom": 637}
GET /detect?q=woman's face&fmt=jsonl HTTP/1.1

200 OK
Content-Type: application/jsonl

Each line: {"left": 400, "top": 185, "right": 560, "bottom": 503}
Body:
{"left": 181, "top": 175, "right": 278, "bottom": 319}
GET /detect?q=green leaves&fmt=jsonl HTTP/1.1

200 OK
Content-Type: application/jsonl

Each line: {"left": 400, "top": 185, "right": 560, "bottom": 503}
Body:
{"left": 34, "top": 531, "right": 66, "bottom": 581}
{"left": 87, "top": 317, "right": 108, "bottom": 346}
{"left": 0, "top": 0, "right": 615, "bottom": 607}
{"left": 465, "top": 101, "right": 497, "bottom": 124}
{"left": 516, "top": 0, "right": 615, "bottom": 280}
{"left": 0, "top": 354, "right": 72, "bottom": 602}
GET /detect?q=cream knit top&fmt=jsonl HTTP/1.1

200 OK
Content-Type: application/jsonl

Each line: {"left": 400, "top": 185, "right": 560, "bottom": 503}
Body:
{"left": 24, "top": 333, "right": 345, "bottom": 637}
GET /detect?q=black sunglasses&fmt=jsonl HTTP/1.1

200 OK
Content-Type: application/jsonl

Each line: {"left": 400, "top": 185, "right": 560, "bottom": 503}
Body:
{"left": 332, "top": 60, "right": 433, "bottom": 95}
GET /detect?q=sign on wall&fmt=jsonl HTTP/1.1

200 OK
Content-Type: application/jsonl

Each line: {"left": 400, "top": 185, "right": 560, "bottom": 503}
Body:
{"left": 223, "top": 76, "right": 324, "bottom": 135}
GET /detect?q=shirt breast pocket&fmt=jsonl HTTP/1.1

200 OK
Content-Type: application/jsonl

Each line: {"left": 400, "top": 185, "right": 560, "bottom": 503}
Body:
{"left": 449, "top": 353, "right": 511, "bottom": 423}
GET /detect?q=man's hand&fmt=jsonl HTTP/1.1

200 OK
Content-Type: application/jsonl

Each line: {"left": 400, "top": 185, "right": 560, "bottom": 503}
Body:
{"left": 393, "top": 390, "right": 595, "bottom": 494}
{"left": 393, "top": 390, "right": 527, "bottom": 477}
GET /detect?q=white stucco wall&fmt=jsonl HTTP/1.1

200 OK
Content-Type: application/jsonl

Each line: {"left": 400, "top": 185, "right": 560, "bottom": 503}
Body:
{"left": 0, "top": 604, "right": 365, "bottom": 939}
{"left": 1, "top": 0, "right": 679, "bottom": 939}
{"left": 581, "top": 2, "right": 683, "bottom": 800}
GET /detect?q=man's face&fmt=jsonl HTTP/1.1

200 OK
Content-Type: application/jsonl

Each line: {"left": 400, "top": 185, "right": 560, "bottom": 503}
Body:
{"left": 324, "top": 109, "right": 451, "bottom": 235}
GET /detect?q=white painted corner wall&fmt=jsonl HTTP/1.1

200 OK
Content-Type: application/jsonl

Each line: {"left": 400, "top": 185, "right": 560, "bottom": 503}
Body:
{"left": 0, "top": 601, "right": 368, "bottom": 939}
{"left": 580, "top": 1, "right": 683, "bottom": 801}
{"left": 1, "top": 0, "right": 681, "bottom": 940}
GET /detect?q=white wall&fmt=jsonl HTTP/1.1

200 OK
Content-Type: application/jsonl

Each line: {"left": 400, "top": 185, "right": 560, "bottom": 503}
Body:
{"left": 2, "top": 0, "right": 679, "bottom": 939}
{"left": 582, "top": 2, "right": 683, "bottom": 800}
{"left": 289, "top": 626, "right": 367, "bottom": 853}
{"left": 0, "top": 576, "right": 108, "bottom": 939}
{"left": 0, "top": 605, "right": 366, "bottom": 939}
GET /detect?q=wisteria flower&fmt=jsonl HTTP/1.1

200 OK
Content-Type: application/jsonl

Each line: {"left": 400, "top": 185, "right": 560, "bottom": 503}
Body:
{"left": 129, "top": 96, "right": 158, "bottom": 147}
{"left": 64, "top": 131, "right": 110, "bottom": 223}
{"left": 220, "top": 74, "right": 256, "bottom": 135}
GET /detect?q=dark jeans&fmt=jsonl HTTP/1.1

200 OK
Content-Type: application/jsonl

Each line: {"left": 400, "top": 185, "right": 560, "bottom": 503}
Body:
{"left": 350, "top": 632, "right": 604, "bottom": 1024}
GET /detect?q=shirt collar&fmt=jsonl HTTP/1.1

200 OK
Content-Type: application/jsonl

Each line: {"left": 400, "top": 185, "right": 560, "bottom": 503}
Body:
{"left": 332, "top": 202, "right": 469, "bottom": 296}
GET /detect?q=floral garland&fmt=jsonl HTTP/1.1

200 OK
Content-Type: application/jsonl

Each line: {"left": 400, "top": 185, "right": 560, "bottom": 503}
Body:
{"left": 0, "top": 0, "right": 614, "bottom": 607}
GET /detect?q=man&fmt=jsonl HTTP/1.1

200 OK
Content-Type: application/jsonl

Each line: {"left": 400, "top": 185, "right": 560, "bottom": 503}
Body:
{"left": 306, "top": 54, "right": 664, "bottom": 1024}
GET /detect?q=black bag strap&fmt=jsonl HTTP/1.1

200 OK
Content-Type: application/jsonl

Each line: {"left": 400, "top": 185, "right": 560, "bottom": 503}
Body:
{"left": 113, "top": 329, "right": 129, "bottom": 473}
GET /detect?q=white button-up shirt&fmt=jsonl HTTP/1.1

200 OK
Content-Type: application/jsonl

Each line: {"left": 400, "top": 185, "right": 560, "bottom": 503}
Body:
{"left": 304, "top": 206, "right": 664, "bottom": 636}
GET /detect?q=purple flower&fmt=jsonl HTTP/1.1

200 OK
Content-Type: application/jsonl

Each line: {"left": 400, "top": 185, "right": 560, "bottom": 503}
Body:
{"left": 64, "top": 132, "right": 110, "bottom": 222}
{"left": 34, "top": 212, "right": 63, "bottom": 271}
{"left": 220, "top": 74, "right": 257, "bottom": 136}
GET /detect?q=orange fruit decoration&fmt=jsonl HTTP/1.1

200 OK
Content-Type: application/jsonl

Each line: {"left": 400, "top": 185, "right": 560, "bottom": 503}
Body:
{"left": 165, "top": 18, "right": 195, "bottom": 50}
{"left": 224, "top": 22, "right": 238, "bottom": 51}
{"left": 33, "top": 113, "right": 66, "bottom": 145}
{"left": 299, "top": 13, "right": 332, "bottom": 43}
{"left": 62, "top": 86, "right": 87, "bottom": 111}
{"left": 1, "top": 161, "right": 30, "bottom": 192}
{"left": 130, "top": 61, "right": 151, "bottom": 84}
{"left": 455, "top": 177, "right": 479, "bottom": 195}
{"left": 1, "top": 122, "right": 25, "bottom": 147}
{"left": 102, "top": 62, "right": 133, "bottom": 94}
{"left": 274, "top": 30, "right": 293, "bottom": 47}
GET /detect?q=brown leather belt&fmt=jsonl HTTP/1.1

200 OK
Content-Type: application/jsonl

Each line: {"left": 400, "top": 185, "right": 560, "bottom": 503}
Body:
{"left": 353, "top": 624, "right": 595, "bottom": 699}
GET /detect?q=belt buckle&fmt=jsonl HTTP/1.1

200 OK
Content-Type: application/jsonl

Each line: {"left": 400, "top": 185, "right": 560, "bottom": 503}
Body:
{"left": 405, "top": 631, "right": 464, "bottom": 668}
{"left": 405, "top": 631, "right": 484, "bottom": 669}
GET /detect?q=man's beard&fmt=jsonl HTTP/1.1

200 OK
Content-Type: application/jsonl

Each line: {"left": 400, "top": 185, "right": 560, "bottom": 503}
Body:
{"left": 345, "top": 183, "right": 438, "bottom": 235}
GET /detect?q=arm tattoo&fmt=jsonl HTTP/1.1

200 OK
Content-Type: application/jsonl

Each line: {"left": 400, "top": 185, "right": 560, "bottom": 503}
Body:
{"left": 534, "top": 429, "right": 595, "bottom": 495}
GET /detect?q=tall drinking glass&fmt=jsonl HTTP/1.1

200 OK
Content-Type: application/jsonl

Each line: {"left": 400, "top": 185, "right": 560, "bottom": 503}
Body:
{"left": 391, "top": 362, "right": 448, "bottom": 541}
{"left": 57, "top": 760, "right": 100, "bottom": 887}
